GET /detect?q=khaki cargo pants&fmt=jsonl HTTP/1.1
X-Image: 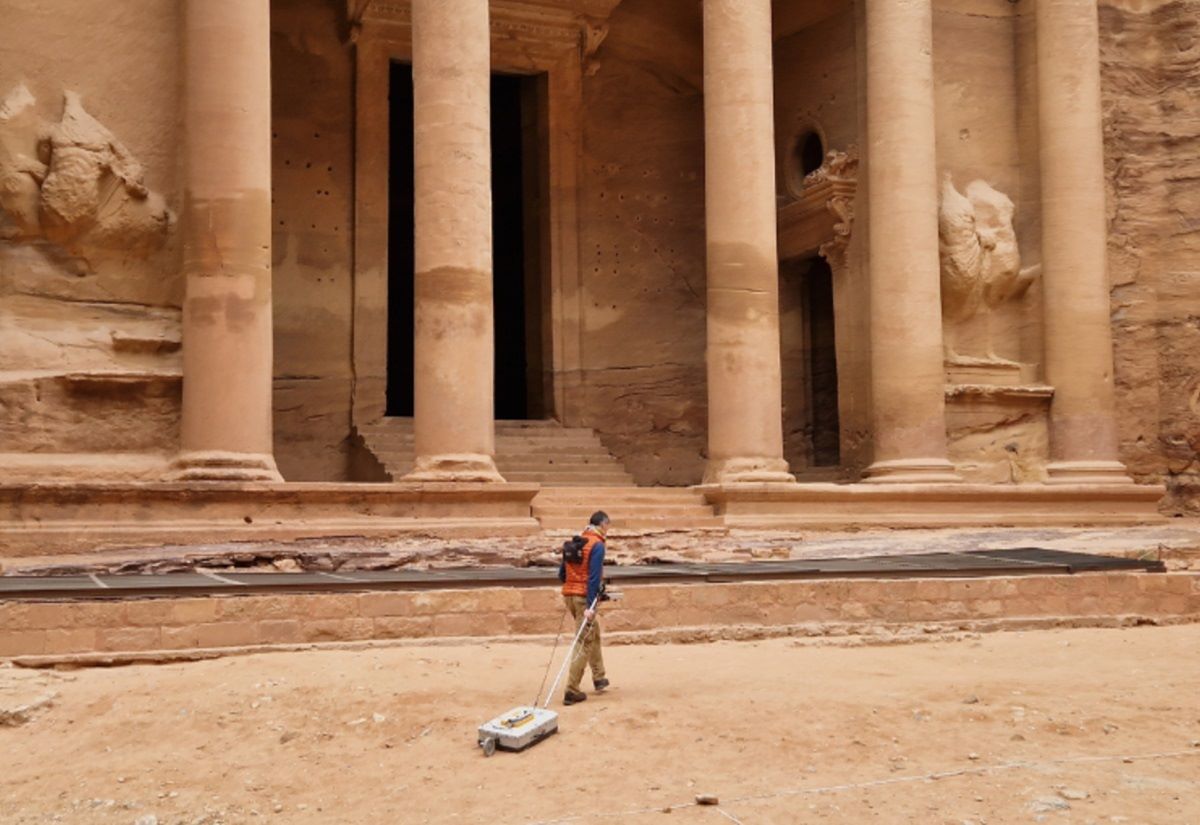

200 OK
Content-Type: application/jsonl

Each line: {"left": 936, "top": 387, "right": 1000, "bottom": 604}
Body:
{"left": 564, "top": 594, "right": 606, "bottom": 694}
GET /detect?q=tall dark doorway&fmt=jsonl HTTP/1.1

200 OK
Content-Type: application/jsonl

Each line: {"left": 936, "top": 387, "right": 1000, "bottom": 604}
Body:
{"left": 386, "top": 64, "right": 548, "bottom": 420}
{"left": 780, "top": 256, "right": 841, "bottom": 470}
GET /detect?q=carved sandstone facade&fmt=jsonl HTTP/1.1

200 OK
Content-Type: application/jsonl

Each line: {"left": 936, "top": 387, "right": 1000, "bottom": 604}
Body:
{"left": 1, "top": 0, "right": 1196, "bottom": 539}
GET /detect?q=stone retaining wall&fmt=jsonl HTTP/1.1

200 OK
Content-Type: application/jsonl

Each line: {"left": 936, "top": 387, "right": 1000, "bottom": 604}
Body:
{"left": 2, "top": 572, "right": 1198, "bottom": 659}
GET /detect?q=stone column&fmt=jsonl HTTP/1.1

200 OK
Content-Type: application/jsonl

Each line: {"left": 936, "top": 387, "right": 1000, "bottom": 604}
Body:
{"left": 1036, "top": 0, "right": 1131, "bottom": 483}
{"left": 701, "top": 0, "right": 793, "bottom": 485}
{"left": 861, "top": 0, "right": 959, "bottom": 483}
{"left": 170, "top": 0, "right": 281, "bottom": 481}
{"left": 406, "top": 0, "right": 502, "bottom": 482}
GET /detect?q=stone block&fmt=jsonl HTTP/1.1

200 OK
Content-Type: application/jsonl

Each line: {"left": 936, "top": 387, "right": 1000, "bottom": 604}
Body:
{"left": 406, "top": 591, "right": 457, "bottom": 615}
{"left": 195, "top": 621, "right": 260, "bottom": 649}
{"left": 0, "top": 600, "right": 122, "bottom": 631}
{"left": 506, "top": 612, "right": 558, "bottom": 635}
{"left": 431, "top": 612, "right": 508, "bottom": 637}
{"left": 42, "top": 627, "right": 97, "bottom": 654}
{"left": 166, "top": 598, "right": 221, "bottom": 625}
{"left": 687, "top": 586, "right": 734, "bottom": 609}
{"left": 1164, "top": 574, "right": 1197, "bottom": 596}
{"left": 521, "top": 589, "right": 559, "bottom": 612}
{"left": 837, "top": 602, "right": 870, "bottom": 620}
{"left": 1105, "top": 575, "right": 1141, "bottom": 595}
{"left": 938, "top": 600, "right": 969, "bottom": 619}
{"left": 257, "top": 619, "right": 305, "bottom": 645}
{"left": 372, "top": 616, "right": 434, "bottom": 639}
{"left": 63, "top": 602, "right": 128, "bottom": 629}
{"left": 301, "top": 618, "right": 373, "bottom": 643}
{"left": 357, "top": 592, "right": 416, "bottom": 618}
{"left": 1157, "top": 595, "right": 1190, "bottom": 615}
{"left": 96, "top": 626, "right": 162, "bottom": 652}
{"left": 474, "top": 588, "right": 524, "bottom": 612}
{"left": 216, "top": 595, "right": 295, "bottom": 621}
{"left": 599, "top": 609, "right": 640, "bottom": 632}
{"left": 294, "top": 594, "right": 360, "bottom": 620}
{"left": 123, "top": 599, "right": 173, "bottom": 627}
{"left": 160, "top": 625, "right": 200, "bottom": 649}
{"left": 915, "top": 579, "right": 956, "bottom": 602}
{"left": 0, "top": 629, "right": 46, "bottom": 657}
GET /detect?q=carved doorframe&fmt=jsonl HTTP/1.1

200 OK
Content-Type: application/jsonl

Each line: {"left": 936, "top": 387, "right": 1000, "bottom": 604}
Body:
{"left": 776, "top": 146, "right": 864, "bottom": 474}
{"left": 349, "top": 1, "right": 603, "bottom": 428}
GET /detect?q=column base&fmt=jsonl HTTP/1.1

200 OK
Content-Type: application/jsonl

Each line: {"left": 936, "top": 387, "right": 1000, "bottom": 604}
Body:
{"left": 863, "top": 458, "right": 962, "bottom": 484}
{"left": 404, "top": 453, "right": 505, "bottom": 483}
{"left": 165, "top": 451, "right": 283, "bottom": 483}
{"left": 703, "top": 457, "right": 795, "bottom": 485}
{"left": 1045, "top": 460, "right": 1134, "bottom": 485}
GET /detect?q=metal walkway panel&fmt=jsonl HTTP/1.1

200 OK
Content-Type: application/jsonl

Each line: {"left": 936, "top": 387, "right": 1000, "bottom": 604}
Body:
{"left": 0, "top": 548, "right": 1165, "bottom": 601}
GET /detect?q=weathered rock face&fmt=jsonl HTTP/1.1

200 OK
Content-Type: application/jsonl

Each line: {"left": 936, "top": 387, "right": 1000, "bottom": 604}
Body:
{"left": 1100, "top": 0, "right": 1200, "bottom": 511}
{"left": 573, "top": 0, "right": 710, "bottom": 485}
{"left": 0, "top": 1, "right": 182, "bottom": 480}
{"left": 269, "top": 0, "right": 357, "bottom": 481}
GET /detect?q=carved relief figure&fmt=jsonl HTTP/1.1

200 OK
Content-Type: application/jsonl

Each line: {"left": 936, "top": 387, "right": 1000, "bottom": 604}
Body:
{"left": 938, "top": 173, "right": 1039, "bottom": 365}
{"left": 803, "top": 146, "right": 858, "bottom": 266}
{"left": 0, "top": 87, "right": 172, "bottom": 262}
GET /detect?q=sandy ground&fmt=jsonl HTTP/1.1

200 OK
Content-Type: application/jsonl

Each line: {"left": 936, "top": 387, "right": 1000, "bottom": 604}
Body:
{"left": 2, "top": 624, "right": 1199, "bottom": 824}
{"left": 8, "top": 523, "right": 1200, "bottom": 575}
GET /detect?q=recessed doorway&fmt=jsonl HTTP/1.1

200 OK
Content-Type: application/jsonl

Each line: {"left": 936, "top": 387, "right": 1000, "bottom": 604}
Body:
{"left": 386, "top": 64, "right": 549, "bottom": 420}
{"left": 780, "top": 256, "right": 841, "bottom": 470}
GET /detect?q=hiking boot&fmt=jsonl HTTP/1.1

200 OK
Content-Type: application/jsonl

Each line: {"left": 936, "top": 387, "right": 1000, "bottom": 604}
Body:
{"left": 593, "top": 678, "right": 610, "bottom": 692}
{"left": 563, "top": 689, "right": 587, "bottom": 705}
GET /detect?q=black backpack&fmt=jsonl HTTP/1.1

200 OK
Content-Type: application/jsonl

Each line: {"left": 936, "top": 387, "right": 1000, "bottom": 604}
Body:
{"left": 561, "top": 535, "right": 586, "bottom": 565}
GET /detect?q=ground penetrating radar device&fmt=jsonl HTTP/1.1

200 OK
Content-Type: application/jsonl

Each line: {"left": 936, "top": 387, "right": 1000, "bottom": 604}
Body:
{"left": 476, "top": 594, "right": 600, "bottom": 756}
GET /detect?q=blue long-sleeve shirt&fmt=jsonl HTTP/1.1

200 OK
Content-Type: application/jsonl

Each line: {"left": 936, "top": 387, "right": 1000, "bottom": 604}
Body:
{"left": 585, "top": 539, "right": 605, "bottom": 605}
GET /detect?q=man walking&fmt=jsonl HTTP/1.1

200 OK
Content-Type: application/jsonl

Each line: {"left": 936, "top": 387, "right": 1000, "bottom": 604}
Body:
{"left": 558, "top": 510, "right": 611, "bottom": 705}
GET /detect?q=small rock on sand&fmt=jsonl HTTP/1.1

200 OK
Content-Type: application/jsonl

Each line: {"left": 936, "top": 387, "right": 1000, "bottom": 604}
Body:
{"left": 695, "top": 794, "right": 719, "bottom": 805}
{"left": 1058, "top": 788, "right": 1090, "bottom": 801}
{"left": 1031, "top": 797, "right": 1071, "bottom": 813}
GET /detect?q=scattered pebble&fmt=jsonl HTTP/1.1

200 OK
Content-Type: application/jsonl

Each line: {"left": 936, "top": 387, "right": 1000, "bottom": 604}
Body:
{"left": 695, "top": 794, "right": 719, "bottom": 806}
{"left": 1058, "top": 788, "right": 1090, "bottom": 801}
{"left": 1031, "top": 797, "right": 1071, "bottom": 813}
{"left": 967, "top": 752, "right": 980, "bottom": 761}
{"left": 963, "top": 695, "right": 980, "bottom": 704}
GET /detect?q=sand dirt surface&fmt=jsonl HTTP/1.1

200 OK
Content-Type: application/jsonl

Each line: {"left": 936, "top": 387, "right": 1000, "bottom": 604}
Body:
{"left": 2, "top": 624, "right": 1199, "bottom": 824}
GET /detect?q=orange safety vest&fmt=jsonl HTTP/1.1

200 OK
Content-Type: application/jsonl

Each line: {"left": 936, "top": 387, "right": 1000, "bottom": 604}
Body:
{"left": 561, "top": 528, "right": 605, "bottom": 597}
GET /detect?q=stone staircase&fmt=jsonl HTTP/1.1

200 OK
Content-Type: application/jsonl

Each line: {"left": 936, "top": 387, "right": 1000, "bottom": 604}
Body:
{"left": 532, "top": 486, "right": 724, "bottom": 533}
{"left": 358, "top": 418, "right": 636, "bottom": 487}
{"left": 358, "top": 418, "right": 723, "bottom": 532}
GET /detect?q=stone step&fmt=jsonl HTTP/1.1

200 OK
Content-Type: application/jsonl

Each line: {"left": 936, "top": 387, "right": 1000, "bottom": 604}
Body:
{"left": 533, "top": 480, "right": 637, "bottom": 489}
{"left": 365, "top": 436, "right": 610, "bottom": 451}
{"left": 360, "top": 424, "right": 600, "bottom": 439}
{"left": 537, "top": 515, "right": 726, "bottom": 531}
{"left": 373, "top": 457, "right": 626, "bottom": 473}
{"left": 503, "top": 471, "right": 636, "bottom": 484}
{"left": 532, "top": 484, "right": 720, "bottom": 531}
{"left": 533, "top": 487, "right": 709, "bottom": 505}
{"left": 372, "top": 443, "right": 624, "bottom": 458}
{"left": 360, "top": 419, "right": 636, "bottom": 487}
